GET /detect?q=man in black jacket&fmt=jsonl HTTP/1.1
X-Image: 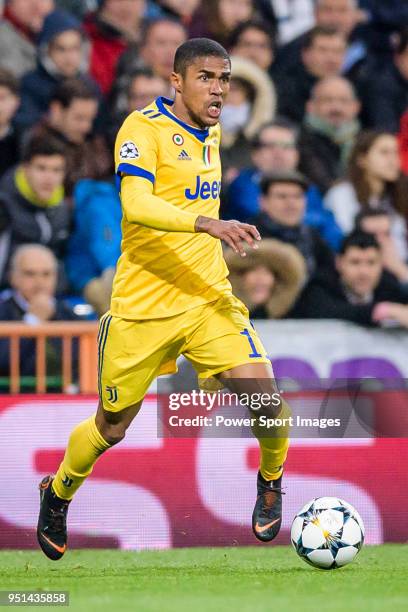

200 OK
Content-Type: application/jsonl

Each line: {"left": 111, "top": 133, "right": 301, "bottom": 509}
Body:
{"left": 0, "top": 244, "right": 79, "bottom": 382}
{"left": 250, "top": 170, "right": 334, "bottom": 279}
{"left": 291, "top": 231, "right": 408, "bottom": 326}
{"left": 0, "top": 133, "right": 71, "bottom": 288}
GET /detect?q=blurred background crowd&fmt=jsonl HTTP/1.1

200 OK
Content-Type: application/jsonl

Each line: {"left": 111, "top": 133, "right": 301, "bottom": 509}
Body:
{"left": 1, "top": 0, "right": 408, "bottom": 374}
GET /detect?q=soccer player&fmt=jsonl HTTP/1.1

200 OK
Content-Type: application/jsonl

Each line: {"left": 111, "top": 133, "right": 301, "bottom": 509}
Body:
{"left": 37, "top": 38, "right": 291, "bottom": 560}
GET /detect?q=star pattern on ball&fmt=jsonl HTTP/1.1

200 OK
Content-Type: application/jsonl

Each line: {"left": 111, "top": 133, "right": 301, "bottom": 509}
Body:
{"left": 291, "top": 497, "right": 364, "bottom": 570}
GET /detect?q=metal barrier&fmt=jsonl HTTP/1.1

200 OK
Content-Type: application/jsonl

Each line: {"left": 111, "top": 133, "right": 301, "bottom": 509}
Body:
{"left": 0, "top": 322, "right": 99, "bottom": 394}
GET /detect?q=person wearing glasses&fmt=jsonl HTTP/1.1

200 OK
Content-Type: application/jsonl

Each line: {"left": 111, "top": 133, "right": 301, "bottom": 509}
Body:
{"left": 225, "top": 118, "right": 343, "bottom": 249}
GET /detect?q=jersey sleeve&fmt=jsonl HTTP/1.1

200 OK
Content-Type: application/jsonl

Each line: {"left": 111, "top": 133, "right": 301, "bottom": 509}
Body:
{"left": 120, "top": 176, "right": 199, "bottom": 233}
{"left": 114, "top": 113, "right": 157, "bottom": 186}
{"left": 115, "top": 113, "right": 199, "bottom": 233}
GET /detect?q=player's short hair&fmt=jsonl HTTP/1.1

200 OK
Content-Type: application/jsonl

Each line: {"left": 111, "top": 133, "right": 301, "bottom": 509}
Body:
{"left": 339, "top": 231, "right": 380, "bottom": 255}
{"left": 22, "top": 133, "right": 67, "bottom": 163}
{"left": 174, "top": 38, "right": 230, "bottom": 77}
{"left": 51, "top": 78, "right": 98, "bottom": 108}
{"left": 0, "top": 67, "right": 19, "bottom": 96}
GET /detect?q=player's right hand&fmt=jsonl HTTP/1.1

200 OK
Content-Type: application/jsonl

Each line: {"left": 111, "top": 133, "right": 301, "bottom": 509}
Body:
{"left": 195, "top": 216, "right": 261, "bottom": 257}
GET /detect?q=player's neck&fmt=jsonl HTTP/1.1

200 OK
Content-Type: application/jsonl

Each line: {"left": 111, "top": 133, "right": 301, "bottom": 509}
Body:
{"left": 171, "top": 99, "right": 207, "bottom": 131}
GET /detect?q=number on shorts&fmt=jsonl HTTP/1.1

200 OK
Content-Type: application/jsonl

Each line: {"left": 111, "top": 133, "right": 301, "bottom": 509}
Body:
{"left": 240, "top": 328, "right": 263, "bottom": 358}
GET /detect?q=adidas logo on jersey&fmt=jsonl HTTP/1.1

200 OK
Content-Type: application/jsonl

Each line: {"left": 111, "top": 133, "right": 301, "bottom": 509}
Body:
{"left": 177, "top": 149, "right": 192, "bottom": 161}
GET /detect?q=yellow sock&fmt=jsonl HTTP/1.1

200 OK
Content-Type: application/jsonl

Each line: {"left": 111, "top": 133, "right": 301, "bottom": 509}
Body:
{"left": 52, "top": 414, "right": 111, "bottom": 500}
{"left": 252, "top": 398, "right": 291, "bottom": 481}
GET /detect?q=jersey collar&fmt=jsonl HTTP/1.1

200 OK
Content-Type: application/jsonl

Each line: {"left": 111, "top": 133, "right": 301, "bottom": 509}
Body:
{"left": 155, "top": 97, "right": 210, "bottom": 143}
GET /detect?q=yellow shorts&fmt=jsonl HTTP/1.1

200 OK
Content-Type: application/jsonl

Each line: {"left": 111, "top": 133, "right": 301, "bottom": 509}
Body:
{"left": 98, "top": 294, "right": 270, "bottom": 411}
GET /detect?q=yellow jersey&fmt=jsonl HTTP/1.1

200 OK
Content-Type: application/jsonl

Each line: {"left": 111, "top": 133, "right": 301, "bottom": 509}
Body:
{"left": 111, "top": 96, "right": 232, "bottom": 320}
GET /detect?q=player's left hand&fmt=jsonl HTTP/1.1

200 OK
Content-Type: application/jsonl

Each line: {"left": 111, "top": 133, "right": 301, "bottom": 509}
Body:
{"left": 195, "top": 216, "right": 261, "bottom": 256}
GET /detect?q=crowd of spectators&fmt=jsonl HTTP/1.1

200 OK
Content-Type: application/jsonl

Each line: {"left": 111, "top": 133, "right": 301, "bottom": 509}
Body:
{"left": 1, "top": 0, "right": 408, "bottom": 383}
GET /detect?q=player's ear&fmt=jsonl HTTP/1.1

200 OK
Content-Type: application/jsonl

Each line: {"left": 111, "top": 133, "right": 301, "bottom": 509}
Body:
{"left": 171, "top": 71, "right": 183, "bottom": 94}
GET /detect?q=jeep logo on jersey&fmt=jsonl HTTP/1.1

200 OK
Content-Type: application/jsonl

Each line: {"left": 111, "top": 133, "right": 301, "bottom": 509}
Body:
{"left": 119, "top": 141, "right": 139, "bottom": 159}
{"left": 185, "top": 176, "right": 221, "bottom": 200}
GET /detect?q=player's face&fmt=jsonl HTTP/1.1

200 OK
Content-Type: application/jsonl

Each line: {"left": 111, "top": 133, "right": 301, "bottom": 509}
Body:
{"left": 336, "top": 247, "right": 382, "bottom": 297}
{"left": 172, "top": 56, "right": 231, "bottom": 128}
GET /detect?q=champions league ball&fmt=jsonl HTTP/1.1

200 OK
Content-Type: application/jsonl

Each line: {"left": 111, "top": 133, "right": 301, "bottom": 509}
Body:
{"left": 291, "top": 497, "right": 365, "bottom": 570}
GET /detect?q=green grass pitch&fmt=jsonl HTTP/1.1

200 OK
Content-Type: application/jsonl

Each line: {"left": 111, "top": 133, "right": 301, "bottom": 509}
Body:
{"left": 0, "top": 546, "right": 407, "bottom": 612}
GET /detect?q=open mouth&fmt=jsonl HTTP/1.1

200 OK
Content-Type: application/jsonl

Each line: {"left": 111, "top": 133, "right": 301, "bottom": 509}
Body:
{"left": 208, "top": 100, "right": 222, "bottom": 118}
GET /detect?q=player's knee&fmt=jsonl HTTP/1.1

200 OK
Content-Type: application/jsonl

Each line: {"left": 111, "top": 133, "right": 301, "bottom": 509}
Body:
{"left": 97, "top": 421, "right": 126, "bottom": 446}
{"left": 255, "top": 400, "right": 281, "bottom": 420}
{"left": 252, "top": 396, "right": 291, "bottom": 421}
{"left": 96, "top": 400, "right": 139, "bottom": 445}
{"left": 95, "top": 412, "right": 127, "bottom": 445}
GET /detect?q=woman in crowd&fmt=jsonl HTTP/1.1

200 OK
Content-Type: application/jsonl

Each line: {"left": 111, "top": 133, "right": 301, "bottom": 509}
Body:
{"left": 325, "top": 130, "right": 408, "bottom": 260}
{"left": 224, "top": 239, "right": 306, "bottom": 319}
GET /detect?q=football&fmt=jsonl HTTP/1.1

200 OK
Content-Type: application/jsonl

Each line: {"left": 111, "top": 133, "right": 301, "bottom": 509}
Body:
{"left": 291, "top": 497, "right": 365, "bottom": 570}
